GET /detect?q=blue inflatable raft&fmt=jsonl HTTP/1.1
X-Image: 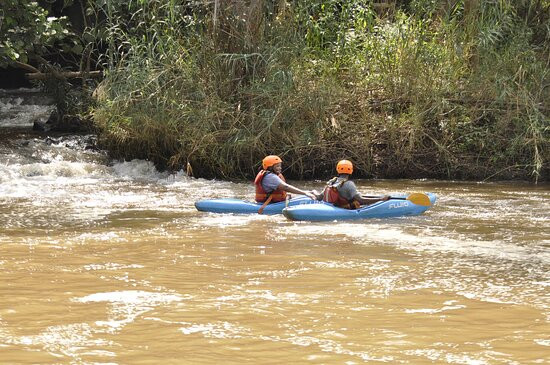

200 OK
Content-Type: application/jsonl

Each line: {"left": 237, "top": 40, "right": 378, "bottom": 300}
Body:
{"left": 282, "top": 193, "right": 437, "bottom": 221}
{"left": 195, "top": 196, "right": 315, "bottom": 215}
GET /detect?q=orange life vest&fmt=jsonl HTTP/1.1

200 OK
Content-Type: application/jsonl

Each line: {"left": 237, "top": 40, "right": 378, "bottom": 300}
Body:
{"left": 323, "top": 177, "right": 360, "bottom": 210}
{"left": 254, "top": 170, "right": 287, "bottom": 203}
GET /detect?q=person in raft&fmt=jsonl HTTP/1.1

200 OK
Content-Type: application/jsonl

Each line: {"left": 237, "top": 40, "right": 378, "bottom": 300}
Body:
{"left": 315, "top": 159, "right": 390, "bottom": 209}
{"left": 254, "top": 155, "right": 317, "bottom": 206}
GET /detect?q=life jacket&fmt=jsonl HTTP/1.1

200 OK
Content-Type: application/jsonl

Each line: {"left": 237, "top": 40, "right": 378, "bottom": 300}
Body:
{"left": 254, "top": 170, "right": 287, "bottom": 203}
{"left": 323, "top": 176, "right": 361, "bottom": 210}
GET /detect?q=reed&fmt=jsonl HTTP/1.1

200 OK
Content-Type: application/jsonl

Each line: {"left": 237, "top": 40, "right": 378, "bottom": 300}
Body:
{"left": 93, "top": 0, "right": 549, "bottom": 181}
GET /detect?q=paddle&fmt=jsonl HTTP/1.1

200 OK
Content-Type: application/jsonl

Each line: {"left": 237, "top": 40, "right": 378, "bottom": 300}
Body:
{"left": 362, "top": 192, "right": 432, "bottom": 207}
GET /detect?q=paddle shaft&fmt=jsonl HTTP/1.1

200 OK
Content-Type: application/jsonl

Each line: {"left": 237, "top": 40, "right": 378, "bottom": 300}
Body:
{"left": 362, "top": 195, "right": 405, "bottom": 200}
{"left": 362, "top": 193, "right": 432, "bottom": 207}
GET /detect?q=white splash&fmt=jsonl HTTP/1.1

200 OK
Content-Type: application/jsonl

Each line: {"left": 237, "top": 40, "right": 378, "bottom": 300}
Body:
{"left": 75, "top": 290, "right": 184, "bottom": 304}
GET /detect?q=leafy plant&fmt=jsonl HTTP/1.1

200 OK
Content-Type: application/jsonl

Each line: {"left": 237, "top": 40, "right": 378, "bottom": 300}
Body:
{"left": 0, "top": 0, "right": 76, "bottom": 68}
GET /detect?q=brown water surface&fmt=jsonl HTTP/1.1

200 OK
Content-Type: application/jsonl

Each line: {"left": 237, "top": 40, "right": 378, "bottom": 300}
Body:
{"left": 0, "top": 133, "right": 549, "bottom": 364}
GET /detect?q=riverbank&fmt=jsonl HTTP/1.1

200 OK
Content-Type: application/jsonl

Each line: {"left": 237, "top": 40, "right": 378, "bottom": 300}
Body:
{"left": 1, "top": 2, "right": 547, "bottom": 181}
{"left": 93, "top": 65, "right": 549, "bottom": 182}
{"left": 89, "top": 2, "right": 548, "bottom": 183}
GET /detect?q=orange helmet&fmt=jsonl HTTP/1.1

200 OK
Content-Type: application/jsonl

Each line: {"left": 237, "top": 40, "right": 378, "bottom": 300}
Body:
{"left": 262, "top": 155, "right": 282, "bottom": 170}
{"left": 336, "top": 159, "right": 353, "bottom": 174}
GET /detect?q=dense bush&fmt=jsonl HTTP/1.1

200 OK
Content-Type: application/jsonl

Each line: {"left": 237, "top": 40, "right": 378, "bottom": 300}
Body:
{"left": 90, "top": 0, "right": 549, "bottom": 182}
{"left": 0, "top": 0, "right": 80, "bottom": 67}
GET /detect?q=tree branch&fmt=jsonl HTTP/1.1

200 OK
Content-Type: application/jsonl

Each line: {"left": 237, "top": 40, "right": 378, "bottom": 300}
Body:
{"left": 12, "top": 61, "right": 40, "bottom": 73}
{"left": 25, "top": 71, "right": 103, "bottom": 80}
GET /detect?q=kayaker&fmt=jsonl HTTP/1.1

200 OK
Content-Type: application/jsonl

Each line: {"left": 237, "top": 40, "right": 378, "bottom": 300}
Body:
{"left": 315, "top": 160, "right": 390, "bottom": 209}
{"left": 255, "top": 155, "right": 317, "bottom": 207}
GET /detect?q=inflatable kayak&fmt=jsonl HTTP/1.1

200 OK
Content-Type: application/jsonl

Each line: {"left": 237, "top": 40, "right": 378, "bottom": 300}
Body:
{"left": 282, "top": 193, "right": 437, "bottom": 221}
{"left": 195, "top": 196, "right": 315, "bottom": 215}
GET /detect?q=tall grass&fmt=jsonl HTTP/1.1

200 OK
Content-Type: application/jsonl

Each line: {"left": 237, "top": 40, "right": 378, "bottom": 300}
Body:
{"left": 93, "top": 0, "right": 549, "bottom": 181}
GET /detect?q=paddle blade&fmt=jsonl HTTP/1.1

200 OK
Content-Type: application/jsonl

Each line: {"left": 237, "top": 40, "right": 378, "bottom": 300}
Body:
{"left": 406, "top": 193, "right": 432, "bottom": 206}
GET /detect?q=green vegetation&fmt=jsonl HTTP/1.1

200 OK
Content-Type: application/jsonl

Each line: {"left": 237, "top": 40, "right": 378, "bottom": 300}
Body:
{"left": 0, "top": 0, "right": 75, "bottom": 67}
{"left": 3, "top": 1, "right": 549, "bottom": 182}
